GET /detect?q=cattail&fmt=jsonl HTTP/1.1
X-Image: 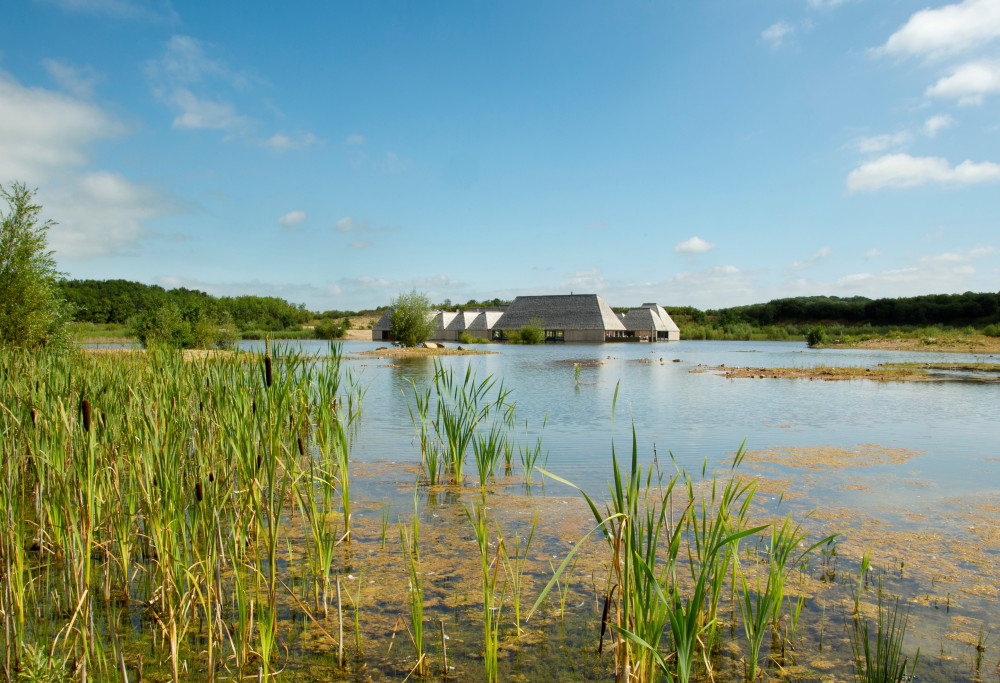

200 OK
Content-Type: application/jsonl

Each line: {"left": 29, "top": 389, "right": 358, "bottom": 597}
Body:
{"left": 81, "top": 397, "right": 92, "bottom": 433}
{"left": 195, "top": 480, "right": 203, "bottom": 502}
{"left": 30, "top": 407, "right": 37, "bottom": 427}
{"left": 297, "top": 435, "right": 305, "bottom": 456}
{"left": 208, "top": 471, "right": 214, "bottom": 482}
{"left": 252, "top": 399, "right": 257, "bottom": 416}
{"left": 264, "top": 355, "right": 273, "bottom": 388}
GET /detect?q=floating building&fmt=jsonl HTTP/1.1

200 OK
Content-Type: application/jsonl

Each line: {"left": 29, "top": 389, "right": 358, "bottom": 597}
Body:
{"left": 372, "top": 294, "right": 680, "bottom": 343}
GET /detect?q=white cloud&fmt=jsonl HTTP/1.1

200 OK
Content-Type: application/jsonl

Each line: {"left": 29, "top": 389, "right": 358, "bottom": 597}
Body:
{"left": 45, "top": 171, "right": 173, "bottom": 259}
{"left": 277, "top": 210, "right": 306, "bottom": 229}
{"left": 919, "top": 245, "right": 995, "bottom": 263}
{"left": 333, "top": 216, "right": 401, "bottom": 234}
{"left": 560, "top": 268, "right": 611, "bottom": 292}
{"left": 788, "top": 246, "right": 832, "bottom": 271}
{"left": 0, "top": 71, "right": 172, "bottom": 259}
{"left": 925, "top": 60, "right": 1000, "bottom": 103}
{"left": 865, "top": 248, "right": 882, "bottom": 260}
{"left": 42, "top": 59, "right": 101, "bottom": 98}
{"left": 335, "top": 216, "right": 362, "bottom": 232}
{"left": 166, "top": 88, "right": 247, "bottom": 130}
{"left": 835, "top": 247, "right": 996, "bottom": 295}
{"left": 854, "top": 131, "right": 912, "bottom": 154}
{"left": 0, "top": 70, "right": 125, "bottom": 183}
{"left": 674, "top": 236, "right": 716, "bottom": 254}
{"left": 924, "top": 114, "right": 956, "bottom": 137}
{"left": 348, "top": 240, "right": 371, "bottom": 250}
{"left": 804, "top": 0, "right": 852, "bottom": 8}
{"left": 880, "top": 0, "right": 1000, "bottom": 59}
{"left": 847, "top": 153, "right": 1000, "bottom": 191}
{"left": 263, "top": 131, "right": 322, "bottom": 152}
{"left": 761, "top": 21, "right": 795, "bottom": 49}
{"left": 40, "top": 0, "right": 178, "bottom": 22}
{"left": 345, "top": 134, "right": 365, "bottom": 145}
{"left": 145, "top": 35, "right": 253, "bottom": 132}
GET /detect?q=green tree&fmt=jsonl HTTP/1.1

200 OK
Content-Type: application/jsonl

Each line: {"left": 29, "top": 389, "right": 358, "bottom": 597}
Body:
{"left": 0, "top": 182, "right": 70, "bottom": 347}
{"left": 390, "top": 289, "right": 436, "bottom": 347}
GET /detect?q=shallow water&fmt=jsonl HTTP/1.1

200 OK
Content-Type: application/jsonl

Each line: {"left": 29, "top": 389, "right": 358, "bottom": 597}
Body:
{"left": 226, "top": 339, "right": 1000, "bottom": 681}
{"left": 242, "top": 339, "right": 1000, "bottom": 499}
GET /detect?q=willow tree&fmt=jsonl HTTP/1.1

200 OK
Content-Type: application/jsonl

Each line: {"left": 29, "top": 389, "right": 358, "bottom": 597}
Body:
{"left": 0, "top": 182, "right": 69, "bottom": 347}
{"left": 390, "top": 289, "right": 435, "bottom": 347}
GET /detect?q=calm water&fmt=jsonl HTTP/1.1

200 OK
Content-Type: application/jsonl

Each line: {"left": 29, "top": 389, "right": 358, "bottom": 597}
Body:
{"left": 239, "top": 339, "right": 1000, "bottom": 506}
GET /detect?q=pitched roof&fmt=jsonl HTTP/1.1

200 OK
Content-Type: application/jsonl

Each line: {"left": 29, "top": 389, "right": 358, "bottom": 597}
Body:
{"left": 495, "top": 294, "right": 626, "bottom": 331}
{"left": 467, "top": 311, "right": 504, "bottom": 330}
{"left": 641, "top": 303, "right": 680, "bottom": 332}
{"left": 445, "top": 311, "right": 481, "bottom": 331}
{"left": 372, "top": 309, "right": 393, "bottom": 332}
{"left": 622, "top": 307, "right": 663, "bottom": 331}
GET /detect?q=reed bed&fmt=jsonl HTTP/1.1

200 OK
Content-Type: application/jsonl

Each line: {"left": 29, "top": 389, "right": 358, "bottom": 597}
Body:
{"left": 1, "top": 347, "right": 929, "bottom": 682}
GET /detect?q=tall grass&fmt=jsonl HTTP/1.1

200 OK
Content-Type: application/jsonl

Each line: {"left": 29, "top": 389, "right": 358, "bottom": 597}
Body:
{"left": 0, "top": 343, "right": 362, "bottom": 679}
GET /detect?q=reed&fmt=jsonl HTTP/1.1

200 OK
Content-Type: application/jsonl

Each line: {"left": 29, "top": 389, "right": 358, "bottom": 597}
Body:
{"left": 399, "top": 492, "right": 427, "bottom": 676}
{"left": 466, "top": 500, "right": 506, "bottom": 683}
{"left": 736, "top": 516, "right": 834, "bottom": 681}
{"left": 848, "top": 578, "right": 918, "bottom": 683}
{"left": 517, "top": 414, "right": 548, "bottom": 486}
{"left": 499, "top": 511, "right": 537, "bottom": 636}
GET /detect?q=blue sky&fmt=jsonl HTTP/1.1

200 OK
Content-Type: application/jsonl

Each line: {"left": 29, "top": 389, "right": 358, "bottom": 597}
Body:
{"left": 2, "top": 0, "right": 999, "bottom": 311}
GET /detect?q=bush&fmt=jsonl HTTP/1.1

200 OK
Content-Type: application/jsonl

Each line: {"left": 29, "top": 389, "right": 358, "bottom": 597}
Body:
{"left": 518, "top": 316, "right": 545, "bottom": 344}
{"left": 458, "top": 331, "right": 489, "bottom": 344}
{"left": 390, "top": 289, "right": 436, "bottom": 347}
{"left": 806, "top": 325, "right": 828, "bottom": 347}
{"left": 314, "top": 317, "right": 348, "bottom": 340}
{"left": 984, "top": 323, "right": 1000, "bottom": 337}
{"left": 129, "top": 305, "right": 239, "bottom": 349}
{"left": 128, "top": 305, "right": 192, "bottom": 349}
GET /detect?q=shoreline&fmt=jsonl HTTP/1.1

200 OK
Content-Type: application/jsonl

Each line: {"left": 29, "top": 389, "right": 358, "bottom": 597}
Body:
{"left": 693, "top": 361, "right": 1000, "bottom": 382}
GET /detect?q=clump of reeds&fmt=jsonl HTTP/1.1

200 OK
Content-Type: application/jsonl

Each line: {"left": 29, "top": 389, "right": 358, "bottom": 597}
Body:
{"left": 848, "top": 576, "right": 918, "bottom": 683}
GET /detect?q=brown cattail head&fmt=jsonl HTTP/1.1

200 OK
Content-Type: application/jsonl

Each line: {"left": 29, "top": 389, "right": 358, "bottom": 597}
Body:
{"left": 30, "top": 407, "right": 38, "bottom": 427}
{"left": 252, "top": 399, "right": 257, "bottom": 416}
{"left": 208, "top": 471, "right": 215, "bottom": 482}
{"left": 264, "top": 355, "right": 273, "bottom": 388}
{"left": 195, "top": 481, "right": 203, "bottom": 503}
{"left": 256, "top": 453, "right": 262, "bottom": 471}
{"left": 81, "top": 398, "right": 92, "bottom": 433}
{"left": 297, "top": 435, "right": 305, "bottom": 456}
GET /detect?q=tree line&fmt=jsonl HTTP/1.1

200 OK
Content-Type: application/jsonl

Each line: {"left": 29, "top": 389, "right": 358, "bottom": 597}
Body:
{"left": 668, "top": 293, "right": 1000, "bottom": 329}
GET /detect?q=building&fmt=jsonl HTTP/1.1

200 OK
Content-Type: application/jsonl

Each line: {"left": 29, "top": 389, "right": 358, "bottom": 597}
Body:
{"left": 620, "top": 303, "right": 681, "bottom": 341}
{"left": 492, "top": 294, "right": 626, "bottom": 343}
{"left": 371, "top": 294, "right": 680, "bottom": 343}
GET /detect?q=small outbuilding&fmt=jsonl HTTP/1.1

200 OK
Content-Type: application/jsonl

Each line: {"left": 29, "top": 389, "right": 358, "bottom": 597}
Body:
{"left": 622, "top": 303, "right": 680, "bottom": 341}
